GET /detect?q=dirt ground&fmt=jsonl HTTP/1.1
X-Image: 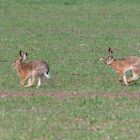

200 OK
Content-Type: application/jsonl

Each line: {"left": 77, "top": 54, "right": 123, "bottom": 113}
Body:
{"left": 0, "top": 92, "right": 140, "bottom": 99}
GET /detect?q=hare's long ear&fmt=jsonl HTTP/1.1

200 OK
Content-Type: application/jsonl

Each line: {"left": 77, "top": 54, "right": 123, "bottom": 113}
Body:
{"left": 19, "top": 51, "right": 28, "bottom": 60}
{"left": 108, "top": 47, "right": 113, "bottom": 56}
{"left": 23, "top": 52, "right": 28, "bottom": 60}
{"left": 26, "top": 53, "right": 28, "bottom": 57}
{"left": 19, "top": 50, "right": 23, "bottom": 57}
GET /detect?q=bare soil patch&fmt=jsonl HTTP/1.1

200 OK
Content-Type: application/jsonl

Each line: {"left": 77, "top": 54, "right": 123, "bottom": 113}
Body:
{"left": 0, "top": 92, "right": 140, "bottom": 99}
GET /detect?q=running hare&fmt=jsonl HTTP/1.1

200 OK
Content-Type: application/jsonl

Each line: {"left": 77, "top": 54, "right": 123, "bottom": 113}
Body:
{"left": 105, "top": 48, "right": 140, "bottom": 86}
{"left": 13, "top": 51, "right": 50, "bottom": 88}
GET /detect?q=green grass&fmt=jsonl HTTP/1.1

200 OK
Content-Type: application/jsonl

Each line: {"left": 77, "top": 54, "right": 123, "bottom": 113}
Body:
{"left": 0, "top": 96, "right": 140, "bottom": 140}
{"left": 0, "top": 0, "right": 140, "bottom": 139}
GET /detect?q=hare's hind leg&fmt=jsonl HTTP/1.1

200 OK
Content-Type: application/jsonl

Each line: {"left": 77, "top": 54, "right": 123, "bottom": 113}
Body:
{"left": 37, "top": 77, "right": 42, "bottom": 88}
{"left": 28, "top": 71, "right": 37, "bottom": 87}
{"left": 123, "top": 73, "right": 128, "bottom": 86}
{"left": 127, "top": 72, "right": 139, "bottom": 83}
{"left": 127, "top": 67, "right": 139, "bottom": 83}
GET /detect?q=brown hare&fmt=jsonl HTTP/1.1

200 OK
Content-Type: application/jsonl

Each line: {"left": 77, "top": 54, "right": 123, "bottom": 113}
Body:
{"left": 105, "top": 48, "right": 140, "bottom": 86}
{"left": 13, "top": 51, "right": 50, "bottom": 88}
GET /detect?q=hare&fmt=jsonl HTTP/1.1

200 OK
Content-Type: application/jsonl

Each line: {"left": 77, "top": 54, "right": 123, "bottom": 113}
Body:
{"left": 105, "top": 48, "right": 140, "bottom": 86}
{"left": 13, "top": 51, "right": 50, "bottom": 88}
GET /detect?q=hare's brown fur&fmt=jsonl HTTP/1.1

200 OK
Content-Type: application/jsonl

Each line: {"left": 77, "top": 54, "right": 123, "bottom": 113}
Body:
{"left": 13, "top": 51, "right": 50, "bottom": 88}
{"left": 106, "top": 48, "right": 140, "bottom": 86}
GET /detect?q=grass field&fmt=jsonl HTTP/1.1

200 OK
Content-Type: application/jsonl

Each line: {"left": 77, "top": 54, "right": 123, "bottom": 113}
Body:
{"left": 0, "top": 0, "right": 140, "bottom": 139}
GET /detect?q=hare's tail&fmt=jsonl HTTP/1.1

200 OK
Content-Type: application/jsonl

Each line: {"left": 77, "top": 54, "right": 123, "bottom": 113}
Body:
{"left": 44, "top": 70, "right": 50, "bottom": 79}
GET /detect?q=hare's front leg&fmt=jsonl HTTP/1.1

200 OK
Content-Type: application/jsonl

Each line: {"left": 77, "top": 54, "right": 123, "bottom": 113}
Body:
{"left": 118, "top": 73, "right": 123, "bottom": 82}
{"left": 25, "top": 77, "right": 32, "bottom": 87}
{"left": 29, "top": 75, "right": 36, "bottom": 87}
{"left": 20, "top": 75, "right": 29, "bottom": 87}
{"left": 25, "top": 76, "right": 36, "bottom": 87}
{"left": 20, "top": 78, "right": 26, "bottom": 86}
